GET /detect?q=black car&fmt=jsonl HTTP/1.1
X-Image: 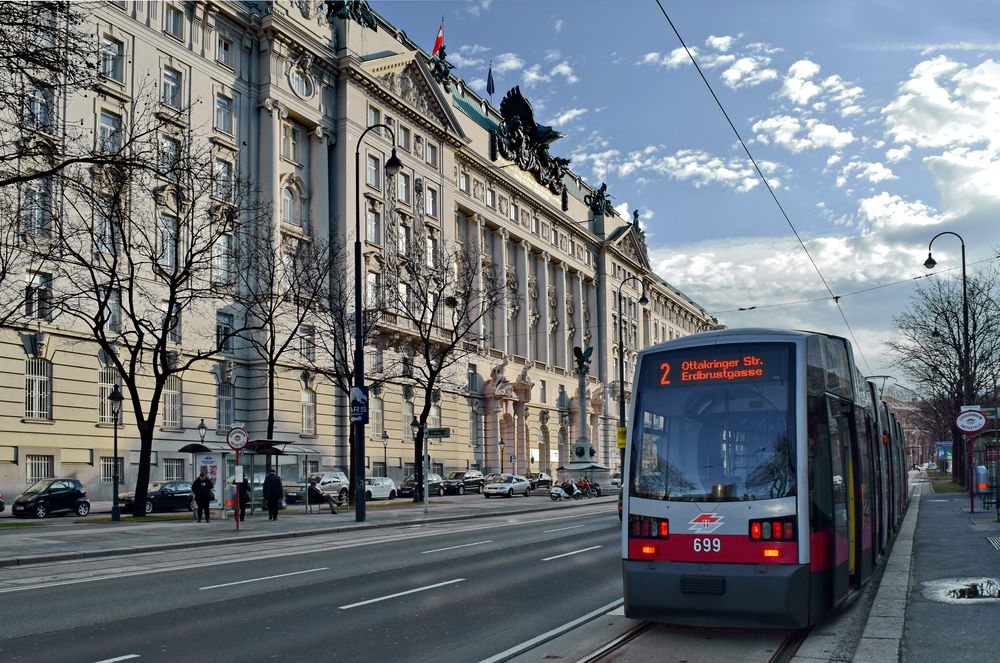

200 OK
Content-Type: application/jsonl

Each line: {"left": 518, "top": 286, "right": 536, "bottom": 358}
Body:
{"left": 441, "top": 470, "right": 485, "bottom": 495}
{"left": 12, "top": 479, "right": 90, "bottom": 518}
{"left": 0, "top": 489, "right": 4, "bottom": 513}
{"left": 118, "top": 481, "right": 194, "bottom": 514}
{"left": 524, "top": 472, "right": 552, "bottom": 490}
{"left": 398, "top": 473, "right": 445, "bottom": 497}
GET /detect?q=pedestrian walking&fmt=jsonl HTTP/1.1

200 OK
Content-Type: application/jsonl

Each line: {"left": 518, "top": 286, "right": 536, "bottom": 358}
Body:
{"left": 308, "top": 480, "right": 337, "bottom": 514}
{"left": 238, "top": 478, "right": 250, "bottom": 521}
{"left": 192, "top": 470, "right": 214, "bottom": 523}
{"left": 262, "top": 468, "right": 283, "bottom": 520}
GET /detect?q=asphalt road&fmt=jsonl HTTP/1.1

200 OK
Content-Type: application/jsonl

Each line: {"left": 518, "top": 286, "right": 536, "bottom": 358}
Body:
{"left": 0, "top": 505, "right": 621, "bottom": 662}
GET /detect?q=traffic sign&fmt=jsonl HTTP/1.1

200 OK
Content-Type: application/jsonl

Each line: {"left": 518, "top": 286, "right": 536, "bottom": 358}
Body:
{"left": 350, "top": 386, "right": 369, "bottom": 424}
{"left": 427, "top": 427, "right": 451, "bottom": 438}
{"left": 956, "top": 410, "right": 987, "bottom": 433}
{"left": 227, "top": 426, "right": 249, "bottom": 451}
{"left": 616, "top": 426, "right": 627, "bottom": 449}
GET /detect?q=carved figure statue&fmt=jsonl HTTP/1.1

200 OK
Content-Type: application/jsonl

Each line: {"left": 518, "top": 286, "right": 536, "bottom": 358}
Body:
{"left": 493, "top": 86, "right": 570, "bottom": 196}
{"left": 585, "top": 182, "right": 615, "bottom": 216}
{"left": 429, "top": 46, "right": 455, "bottom": 91}
{"left": 326, "top": 1, "right": 378, "bottom": 31}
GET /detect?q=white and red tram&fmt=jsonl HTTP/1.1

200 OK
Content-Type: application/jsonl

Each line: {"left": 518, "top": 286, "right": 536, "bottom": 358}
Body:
{"left": 621, "top": 328, "right": 908, "bottom": 627}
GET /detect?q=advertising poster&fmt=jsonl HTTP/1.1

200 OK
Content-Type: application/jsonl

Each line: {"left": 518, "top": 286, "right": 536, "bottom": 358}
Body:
{"left": 196, "top": 453, "right": 222, "bottom": 507}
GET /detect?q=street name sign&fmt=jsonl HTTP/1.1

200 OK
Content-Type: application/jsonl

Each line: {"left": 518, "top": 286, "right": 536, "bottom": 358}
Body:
{"left": 427, "top": 427, "right": 451, "bottom": 438}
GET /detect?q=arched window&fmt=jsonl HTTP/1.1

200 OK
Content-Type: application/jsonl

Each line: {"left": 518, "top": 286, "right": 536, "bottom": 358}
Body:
{"left": 216, "top": 380, "right": 234, "bottom": 431}
{"left": 162, "top": 375, "right": 183, "bottom": 428}
{"left": 301, "top": 387, "right": 316, "bottom": 436}
{"left": 282, "top": 187, "right": 297, "bottom": 225}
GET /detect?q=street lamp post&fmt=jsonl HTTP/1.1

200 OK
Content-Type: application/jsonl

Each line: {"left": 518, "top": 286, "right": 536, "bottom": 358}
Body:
{"left": 381, "top": 431, "right": 389, "bottom": 478}
{"left": 108, "top": 384, "right": 123, "bottom": 522}
{"left": 616, "top": 275, "right": 648, "bottom": 475}
{"left": 924, "top": 231, "right": 971, "bottom": 483}
{"left": 499, "top": 439, "right": 506, "bottom": 474}
{"left": 354, "top": 124, "right": 402, "bottom": 523}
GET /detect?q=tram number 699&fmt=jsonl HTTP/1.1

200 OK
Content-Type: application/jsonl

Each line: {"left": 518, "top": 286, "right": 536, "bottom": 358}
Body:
{"left": 693, "top": 537, "right": 721, "bottom": 553}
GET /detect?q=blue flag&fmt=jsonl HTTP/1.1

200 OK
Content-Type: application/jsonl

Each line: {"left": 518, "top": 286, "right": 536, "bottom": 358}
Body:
{"left": 486, "top": 62, "right": 495, "bottom": 97}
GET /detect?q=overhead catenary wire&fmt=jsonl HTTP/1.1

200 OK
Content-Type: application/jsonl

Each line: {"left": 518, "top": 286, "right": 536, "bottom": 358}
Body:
{"left": 653, "top": 0, "right": 872, "bottom": 371}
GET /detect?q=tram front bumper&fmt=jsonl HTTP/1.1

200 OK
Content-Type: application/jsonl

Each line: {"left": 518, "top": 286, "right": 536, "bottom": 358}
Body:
{"left": 623, "top": 559, "right": 811, "bottom": 628}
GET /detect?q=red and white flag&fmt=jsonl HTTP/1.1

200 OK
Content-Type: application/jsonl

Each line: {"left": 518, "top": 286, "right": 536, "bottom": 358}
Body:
{"left": 431, "top": 21, "right": 443, "bottom": 56}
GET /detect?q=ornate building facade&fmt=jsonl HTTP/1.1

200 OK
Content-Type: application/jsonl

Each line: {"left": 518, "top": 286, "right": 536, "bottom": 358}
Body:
{"left": 0, "top": 1, "right": 718, "bottom": 501}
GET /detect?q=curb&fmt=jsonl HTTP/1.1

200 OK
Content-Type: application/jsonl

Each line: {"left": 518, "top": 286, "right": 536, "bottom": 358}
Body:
{"left": 0, "top": 495, "right": 617, "bottom": 568}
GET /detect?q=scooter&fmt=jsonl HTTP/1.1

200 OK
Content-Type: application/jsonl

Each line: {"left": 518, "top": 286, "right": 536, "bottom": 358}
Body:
{"left": 550, "top": 481, "right": 583, "bottom": 501}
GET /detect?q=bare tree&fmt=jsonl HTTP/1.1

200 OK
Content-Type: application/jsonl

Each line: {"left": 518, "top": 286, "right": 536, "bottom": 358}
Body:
{"left": 234, "top": 216, "right": 333, "bottom": 444}
{"left": 387, "top": 227, "right": 505, "bottom": 500}
{"left": 53, "top": 95, "right": 265, "bottom": 516}
{"left": 888, "top": 266, "right": 1000, "bottom": 483}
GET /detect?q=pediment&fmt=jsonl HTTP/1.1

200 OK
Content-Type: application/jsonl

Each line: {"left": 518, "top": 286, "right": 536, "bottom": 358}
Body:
{"left": 361, "top": 53, "right": 467, "bottom": 141}
{"left": 612, "top": 225, "right": 651, "bottom": 271}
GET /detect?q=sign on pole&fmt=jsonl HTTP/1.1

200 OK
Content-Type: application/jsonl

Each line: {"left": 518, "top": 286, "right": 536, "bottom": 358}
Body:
{"left": 427, "top": 427, "right": 451, "bottom": 438}
{"left": 350, "top": 386, "right": 369, "bottom": 424}
{"left": 227, "top": 426, "right": 248, "bottom": 451}
{"left": 616, "top": 426, "right": 627, "bottom": 449}
{"left": 956, "top": 410, "right": 987, "bottom": 433}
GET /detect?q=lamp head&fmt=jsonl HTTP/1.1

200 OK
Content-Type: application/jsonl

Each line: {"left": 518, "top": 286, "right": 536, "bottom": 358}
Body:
{"left": 924, "top": 252, "right": 936, "bottom": 270}
{"left": 108, "top": 384, "right": 123, "bottom": 415}
{"left": 410, "top": 416, "right": 420, "bottom": 433}
{"left": 385, "top": 148, "right": 403, "bottom": 177}
{"left": 382, "top": 430, "right": 389, "bottom": 445}
{"left": 639, "top": 293, "right": 649, "bottom": 306}
{"left": 197, "top": 418, "right": 207, "bottom": 442}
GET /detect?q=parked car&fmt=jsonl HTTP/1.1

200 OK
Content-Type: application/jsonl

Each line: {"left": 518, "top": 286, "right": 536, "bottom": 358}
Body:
{"left": 524, "top": 472, "right": 552, "bottom": 490}
{"left": 610, "top": 472, "right": 622, "bottom": 488}
{"left": 118, "top": 481, "right": 193, "bottom": 514}
{"left": 926, "top": 462, "right": 938, "bottom": 471}
{"left": 364, "top": 477, "right": 397, "bottom": 500}
{"left": 12, "top": 479, "right": 90, "bottom": 518}
{"left": 285, "top": 471, "right": 349, "bottom": 504}
{"left": 483, "top": 474, "right": 531, "bottom": 498}
{"left": 0, "top": 489, "right": 4, "bottom": 513}
{"left": 398, "top": 473, "right": 445, "bottom": 497}
{"left": 441, "top": 470, "right": 485, "bottom": 495}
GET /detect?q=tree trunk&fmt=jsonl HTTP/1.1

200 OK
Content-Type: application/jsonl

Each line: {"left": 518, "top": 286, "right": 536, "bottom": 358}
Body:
{"left": 130, "top": 421, "right": 155, "bottom": 517}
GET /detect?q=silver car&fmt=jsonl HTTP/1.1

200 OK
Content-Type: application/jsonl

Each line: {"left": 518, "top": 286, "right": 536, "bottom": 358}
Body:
{"left": 483, "top": 474, "right": 531, "bottom": 498}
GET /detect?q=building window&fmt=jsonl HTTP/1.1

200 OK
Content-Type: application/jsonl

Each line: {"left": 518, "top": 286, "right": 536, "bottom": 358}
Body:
{"left": 213, "top": 233, "right": 232, "bottom": 284}
{"left": 397, "top": 224, "right": 411, "bottom": 255}
{"left": 300, "top": 326, "right": 315, "bottom": 361}
{"left": 162, "top": 67, "right": 182, "bottom": 108}
{"left": 430, "top": 404, "right": 441, "bottom": 429}
{"left": 162, "top": 300, "right": 182, "bottom": 344}
{"left": 397, "top": 171, "right": 411, "bottom": 205}
{"left": 22, "top": 178, "right": 52, "bottom": 237}
{"left": 301, "top": 388, "right": 316, "bottom": 436}
{"left": 425, "top": 142, "right": 438, "bottom": 168}
{"left": 216, "top": 311, "right": 234, "bottom": 351}
{"left": 25, "top": 272, "right": 52, "bottom": 321}
{"left": 215, "top": 94, "right": 233, "bottom": 134}
{"left": 366, "top": 208, "right": 381, "bottom": 244}
{"left": 290, "top": 68, "right": 312, "bottom": 97}
{"left": 459, "top": 172, "right": 469, "bottom": 193}
{"left": 100, "top": 37, "right": 124, "bottom": 82}
{"left": 162, "top": 375, "right": 182, "bottom": 428}
{"left": 159, "top": 136, "right": 180, "bottom": 177}
{"left": 403, "top": 401, "right": 414, "bottom": 440}
{"left": 426, "top": 237, "right": 437, "bottom": 268}
{"left": 398, "top": 125, "right": 411, "bottom": 151}
{"left": 25, "top": 84, "right": 53, "bottom": 131}
{"left": 370, "top": 396, "right": 383, "bottom": 438}
{"left": 99, "top": 110, "right": 122, "bottom": 153}
{"left": 98, "top": 364, "right": 118, "bottom": 424}
{"left": 26, "top": 454, "right": 54, "bottom": 483}
{"left": 164, "top": 5, "right": 183, "bottom": 39}
{"left": 366, "top": 154, "right": 381, "bottom": 189}
{"left": 217, "top": 36, "right": 232, "bottom": 67}
{"left": 425, "top": 186, "right": 438, "bottom": 218}
{"left": 216, "top": 380, "right": 234, "bottom": 431}
{"left": 25, "top": 357, "right": 52, "bottom": 420}
{"left": 213, "top": 159, "right": 233, "bottom": 200}
{"left": 158, "top": 214, "right": 178, "bottom": 268}
{"left": 373, "top": 461, "right": 387, "bottom": 478}
{"left": 509, "top": 203, "right": 518, "bottom": 223}
{"left": 101, "top": 288, "right": 122, "bottom": 332}
{"left": 282, "top": 186, "right": 304, "bottom": 226}
{"left": 366, "top": 271, "right": 381, "bottom": 309}
{"left": 367, "top": 106, "right": 381, "bottom": 130}
{"left": 281, "top": 123, "right": 300, "bottom": 162}
{"left": 163, "top": 458, "right": 185, "bottom": 481}
{"left": 486, "top": 189, "right": 496, "bottom": 208}
{"left": 101, "top": 456, "right": 123, "bottom": 484}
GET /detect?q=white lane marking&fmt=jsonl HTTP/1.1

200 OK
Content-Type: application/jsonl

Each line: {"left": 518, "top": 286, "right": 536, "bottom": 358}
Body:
{"left": 477, "top": 599, "right": 623, "bottom": 663}
{"left": 421, "top": 540, "right": 491, "bottom": 554}
{"left": 92, "top": 656, "right": 140, "bottom": 663}
{"left": 1, "top": 507, "right": 615, "bottom": 593}
{"left": 543, "top": 524, "right": 586, "bottom": 533}
{"left": 542, "top": 545, "right": 602, "bottom": 561}
{"left": 199, "top": 567, "right": 328, "bottom": 591}
{"left": 339, "top": 578, "right": 465, "bottom": 609}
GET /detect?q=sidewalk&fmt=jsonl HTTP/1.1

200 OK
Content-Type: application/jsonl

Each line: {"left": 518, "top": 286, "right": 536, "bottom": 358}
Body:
{"left": 0, "top": 493, "right": 618, "bottom": 568}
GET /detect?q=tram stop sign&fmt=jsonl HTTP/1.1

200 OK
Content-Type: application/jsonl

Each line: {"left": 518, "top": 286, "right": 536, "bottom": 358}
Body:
{"left": 227, "top": 426, "right": 248, "bottom": 451}
{"left": 956, "top": 410, "right": 987, "bottom": 434}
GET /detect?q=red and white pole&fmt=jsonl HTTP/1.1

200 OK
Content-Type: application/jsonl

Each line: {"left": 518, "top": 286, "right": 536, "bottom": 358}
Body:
{"left": 235, "top": 451, "right": 241, "bottom": 531}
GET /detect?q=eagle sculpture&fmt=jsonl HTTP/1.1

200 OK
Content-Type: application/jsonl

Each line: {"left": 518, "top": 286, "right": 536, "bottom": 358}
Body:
{"left": 499, "top": 86, "right": 564, "bottom": 147}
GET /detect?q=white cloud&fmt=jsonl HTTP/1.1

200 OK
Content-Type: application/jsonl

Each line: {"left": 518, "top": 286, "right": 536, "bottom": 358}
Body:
{"left": 706, "top": 34, "right": 737, "bottom": 52}
{"left": 465, "top": 0, "right": 493, "bottom": 16}
{"left": 550, "top": 61, "right": 578, "bottom": 83}
{"left": 554, "top": 18, "right": 563, "bottom": 33}
{"left": 549, "top": 107, "right": 588, "bottom": 127}
{"left": 637, "top": 47, "right": 694, "bottom": 69}
{"left": 493, "top": 52, "right": 524, "bottom": 73}
{"left": 569, "top": 148, "right": 621, "bottom": 182}
{"left": 886, "top": 145, "right": 912, "bottom": 162}
{"left": 450, "top": 51, "right": 485, "bottom": 68}
{"left": 753, "top": 115, "right": 855, "bottom": 152}
{"left": 621, "top": 148, "right": 766, "bottom": 193}
{"left": 924, "top": 147, "right": 1000, "bottom": 215}
{"left": 780, "top": 59, "right": 823, "bottom": 105}
{"left": 721, "top": 56, "right": 778, "bottom": 89}
{"left": 821, "top": 74, "right": 866, "bottom": 117}
{"left": 521, "top": 60, "right": 579, "bottom": 87}
{"left": 836, "top": 161, "right": 897, "bottom": 188}
{"left": 856, "top": 192, "right": 944, "bottom": 234}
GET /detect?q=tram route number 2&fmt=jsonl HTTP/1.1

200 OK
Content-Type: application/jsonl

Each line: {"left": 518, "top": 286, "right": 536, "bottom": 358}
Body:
{"left": 693, "top": 537, "right": 721, "bottom": 553}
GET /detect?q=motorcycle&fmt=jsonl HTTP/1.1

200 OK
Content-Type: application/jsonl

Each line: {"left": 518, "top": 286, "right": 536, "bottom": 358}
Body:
{"left": 576, "top": 478, "right": 601, "bottom": 498}
{"left": 550, "top": 481, "right": 583, "bottom": 501}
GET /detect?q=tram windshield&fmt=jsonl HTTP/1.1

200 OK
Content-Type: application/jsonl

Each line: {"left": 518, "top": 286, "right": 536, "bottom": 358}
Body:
{"left": 630, "top": 342, "right": 796, "bottom": 502}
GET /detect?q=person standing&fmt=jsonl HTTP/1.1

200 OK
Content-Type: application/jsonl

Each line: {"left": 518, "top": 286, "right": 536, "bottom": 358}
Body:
{"left": 238, "top": 478, "right": 250, "bottom": 521}
{"left": 262, "top": 468, "right": 283, "bottom": 520}
{"left": 192, "top": 470, "right": 214, "bottom": 523}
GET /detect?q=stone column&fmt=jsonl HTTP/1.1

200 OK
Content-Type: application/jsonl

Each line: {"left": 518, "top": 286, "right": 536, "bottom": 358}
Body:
{"left": 558, "top": 263, "right": 569, "bottom": 369}
{"left": 499, "top": 228, "right": 511, "bottom": 355}
{"left": 520, "top": 240, "right": 532, "bottom": 361}
{"left": 474, "top": 213, "right": 487, "bottom": 344}
{"left": 260, "top": 98, "right": 286, "bottom": 245}
{"left": 487, "top": 400, "right": 502, "bottom": 473}
{"left": 514, "top": 402, "right": 527, "bottom": 475}
{"left": 309, "top": 127, "right": 328, "bottom": 238}
{"left": 540, "top": 252, "right": 551, "bottom": 366}
{"left": 575, "top": 272, "right": 586, "bottom": 348}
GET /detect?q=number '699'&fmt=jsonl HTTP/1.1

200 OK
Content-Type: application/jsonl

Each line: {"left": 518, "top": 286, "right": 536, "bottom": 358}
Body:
{"left": 693, "top": 537, "right": 721, "bottom": 553}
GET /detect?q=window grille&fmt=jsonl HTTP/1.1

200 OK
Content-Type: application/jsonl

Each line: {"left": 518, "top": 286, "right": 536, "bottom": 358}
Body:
{"left": 98, "top": 364, "right": 118, "bottom": 424}
{"left": 301, "top": 389, "right": 316, "bottom": 436}
{"left": 25, "top": 357, "right": 52, "bottom": 420}
{"left": 162, "top": 375, "right": 182, "bottom": 428}
{"left": 101, "top": 456, "right": 123, "bottom": 484}
{"left": 25, "top": 454, "right": 54, "bottom": 483}
{"left": 163, "top": 458, "right": 185, "bottom": 481}
{"left": 216, "top": 381, "right": 234, "bottom": 430}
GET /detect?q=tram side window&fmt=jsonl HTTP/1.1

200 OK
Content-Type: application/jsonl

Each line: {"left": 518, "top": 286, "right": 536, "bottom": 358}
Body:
{"left": 807, "top": 395, "right": 835, "bottom": 531}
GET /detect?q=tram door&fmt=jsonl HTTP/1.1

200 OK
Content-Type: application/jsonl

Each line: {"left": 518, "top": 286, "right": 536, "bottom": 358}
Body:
{"left": 827, "top": 396, "right": 858, "bottom": 603}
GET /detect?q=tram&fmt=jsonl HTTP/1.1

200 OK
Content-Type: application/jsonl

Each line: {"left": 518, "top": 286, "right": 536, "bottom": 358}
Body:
{"left": 621, "top": 328, "right": 908, "bottom": 628}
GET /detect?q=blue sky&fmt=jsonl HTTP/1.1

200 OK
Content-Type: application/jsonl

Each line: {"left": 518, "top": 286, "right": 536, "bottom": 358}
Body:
{"left": 375, "top": 0, "right": 1000, "bottom": 382}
